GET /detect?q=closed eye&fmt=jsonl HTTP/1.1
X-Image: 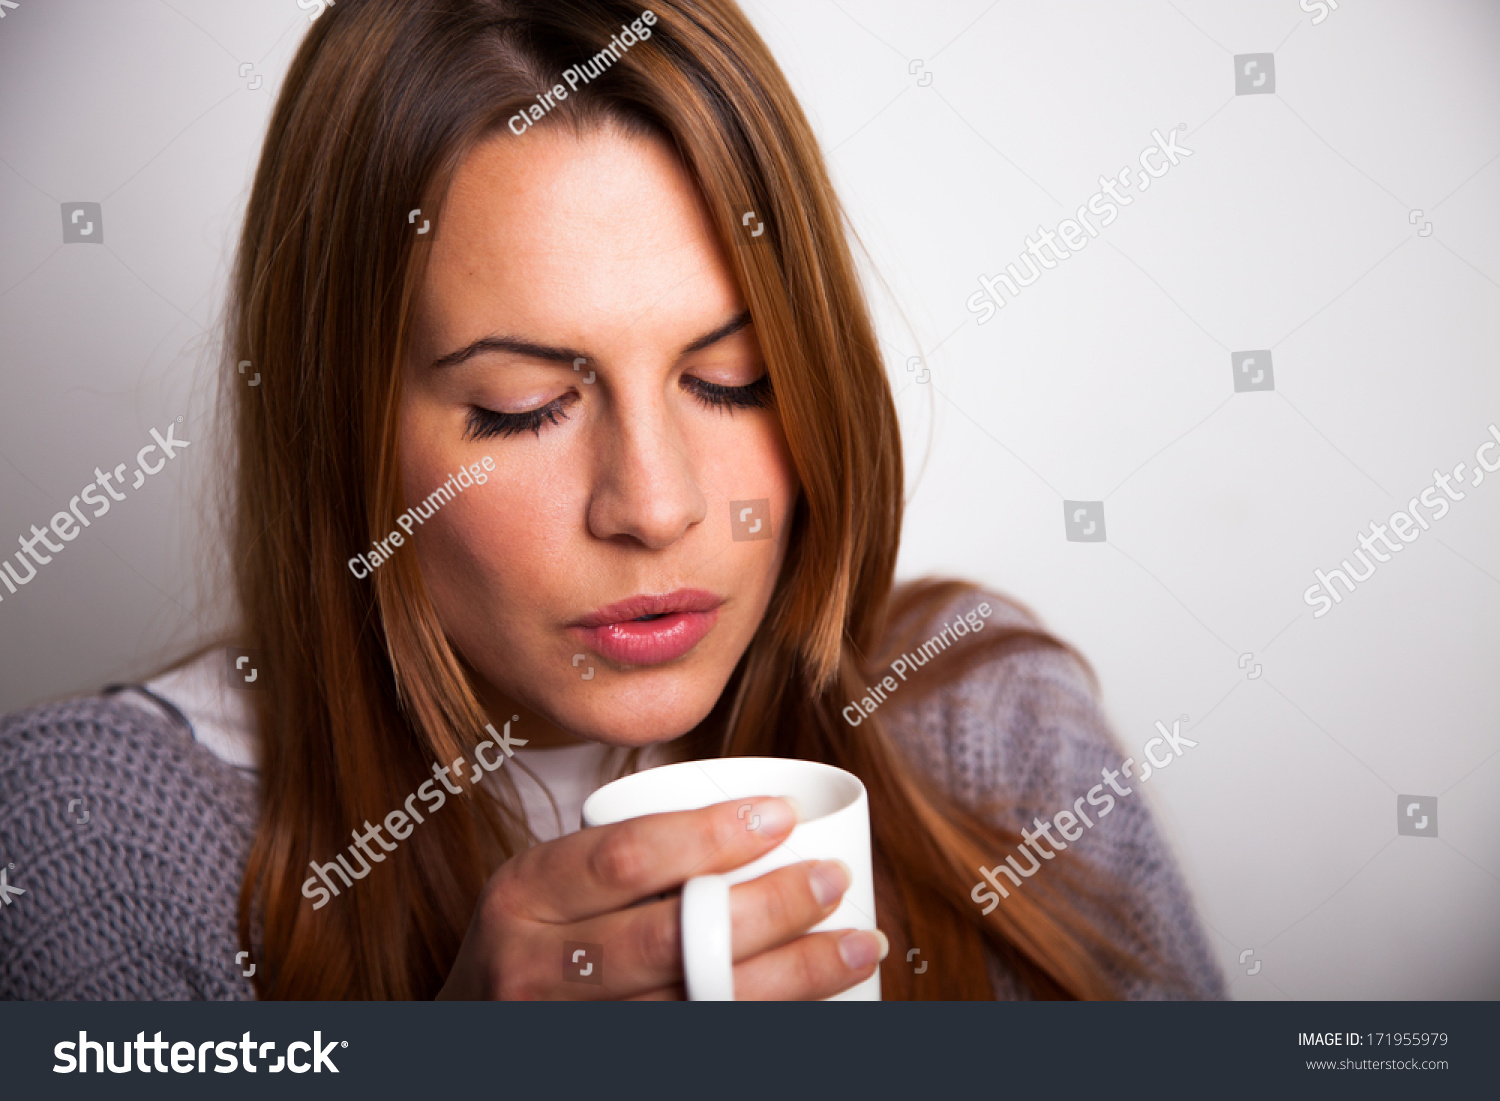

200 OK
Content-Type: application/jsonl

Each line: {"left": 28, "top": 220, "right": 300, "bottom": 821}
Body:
{"left": 465, "top": 396, "right": 572, "bottom": 439}
{"left": 682, "top": 374, "right": 774, "bottom": 411}
{"left": 462, "top": 374, "right": 772, "bottom": 440}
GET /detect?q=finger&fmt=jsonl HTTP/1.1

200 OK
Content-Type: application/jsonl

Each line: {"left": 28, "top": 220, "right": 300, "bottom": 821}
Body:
{"left": 548, "top": 859, "right": 850, "bottom": 998}
{"left": 618, "top": 930, "right": 886, "bottom": 1002}
{"left": 507, "top": 795, "right": 800, "bottom": 922}
{"left": 729, "top": 859, "right": 850, "bottom": 960}
{"left": 731, "top": 928, "right": 889, "bottom": 1001}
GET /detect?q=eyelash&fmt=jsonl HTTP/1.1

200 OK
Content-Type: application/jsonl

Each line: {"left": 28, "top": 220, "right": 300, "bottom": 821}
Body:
{"left": 466, "top": 399, "right": 570, "bottom": 440}
{"left": 464, "top": 374, "right": 774, "bottom": 440}
{"left": 683, "top": 374, "right": 774, "bottom": 412}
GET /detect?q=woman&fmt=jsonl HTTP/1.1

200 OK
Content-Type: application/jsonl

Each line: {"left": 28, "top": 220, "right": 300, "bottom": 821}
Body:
{"left": 0, "top": 0, "right": 1223, "bottom": 1001}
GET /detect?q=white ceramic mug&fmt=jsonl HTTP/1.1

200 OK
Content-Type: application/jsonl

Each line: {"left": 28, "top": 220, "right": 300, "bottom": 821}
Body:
{"left": 580, "top": 756, "right": 880, "bottom": 1001}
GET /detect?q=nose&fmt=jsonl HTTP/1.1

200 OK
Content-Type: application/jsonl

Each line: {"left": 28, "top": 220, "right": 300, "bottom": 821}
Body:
{"left": 586, "top": 395, "right": 706, "bottom": 550}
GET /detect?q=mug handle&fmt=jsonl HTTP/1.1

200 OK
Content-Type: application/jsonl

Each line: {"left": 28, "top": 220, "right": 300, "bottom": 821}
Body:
{"left": 681, "top": 874, "right": 735, "bottom": 1000}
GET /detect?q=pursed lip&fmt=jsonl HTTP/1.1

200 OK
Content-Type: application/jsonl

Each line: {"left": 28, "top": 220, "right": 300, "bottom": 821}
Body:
{"left": 569, "top": 588, "right": 724, "bottom": 666}
{"left": 572, "top": 588, "right": 724, "bottom": 629}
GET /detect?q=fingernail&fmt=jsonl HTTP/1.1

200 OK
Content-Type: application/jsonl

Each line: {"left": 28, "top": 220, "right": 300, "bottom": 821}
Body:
{"left": 808, "top": 859, "right": 851, "bottom": 908}
{"left": 838, "top": 929, "right": 888, "bottom": 971}
{"left": 754, "top": 797, "right": 800, "bottom": 837}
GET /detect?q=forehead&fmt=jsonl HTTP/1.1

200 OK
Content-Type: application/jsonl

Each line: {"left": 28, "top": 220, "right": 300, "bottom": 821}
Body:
{"left": 417, "top": 122, "right": 741, "bottom": 348}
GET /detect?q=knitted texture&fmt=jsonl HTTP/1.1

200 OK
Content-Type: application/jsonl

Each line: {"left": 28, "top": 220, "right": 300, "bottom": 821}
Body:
{"left": 0, "top": 694, "right": 257, "bottom": 1000}
{"left": 878, "top": 590, "right": 1227, "bottom": 999}
{"left": 0, "top": 593, "right": 1225, "bottom": 1000}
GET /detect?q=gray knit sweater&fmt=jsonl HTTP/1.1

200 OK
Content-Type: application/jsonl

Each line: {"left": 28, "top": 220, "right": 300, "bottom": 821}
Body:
{"left": 0, "top": 594, "right": 1226, "bottom": 1000}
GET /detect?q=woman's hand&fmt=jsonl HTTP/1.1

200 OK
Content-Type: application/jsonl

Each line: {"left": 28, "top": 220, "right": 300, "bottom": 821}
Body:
{"left": 436, "top": 796, "right": 887, "bottom": 1000}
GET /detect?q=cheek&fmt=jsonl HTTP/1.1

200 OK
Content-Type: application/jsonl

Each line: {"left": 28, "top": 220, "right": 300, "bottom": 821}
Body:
{"left": 688, "top": 413, "right": 799, "bottom": 523}
{"left": 411, "top": 459, "right": 575, "bottom": 616}
{"left": 745, "top": 424, "right": 797, "bottom": 564}
{"left": 397, "top": 395, "right": 569, "bottom": 625}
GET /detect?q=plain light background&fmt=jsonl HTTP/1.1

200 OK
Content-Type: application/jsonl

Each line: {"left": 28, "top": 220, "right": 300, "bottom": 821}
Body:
{"left": 1, "top": 0, "right": 1496, "bottom": 999}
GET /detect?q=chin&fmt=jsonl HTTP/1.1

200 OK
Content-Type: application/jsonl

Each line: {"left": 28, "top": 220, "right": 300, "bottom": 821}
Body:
{"left": 533, "top": 666, "right": 727, "bottom": 748}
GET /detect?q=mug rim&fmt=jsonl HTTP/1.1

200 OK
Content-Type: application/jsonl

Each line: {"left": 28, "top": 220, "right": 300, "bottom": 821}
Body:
{"left": 581, "top": 755, "right": 866, "bottom": 828}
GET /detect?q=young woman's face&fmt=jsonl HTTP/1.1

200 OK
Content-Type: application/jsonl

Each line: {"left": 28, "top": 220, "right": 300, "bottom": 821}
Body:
{"left": 400, "top": 122, "right": 797, "bottom": 747}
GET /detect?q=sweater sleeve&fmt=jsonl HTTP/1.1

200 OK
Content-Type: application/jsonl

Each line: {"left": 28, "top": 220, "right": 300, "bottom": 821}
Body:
{"left": 880, "top": 591, "right": 1228, "bottom": 1000}
{"left": 0, "top": 694, "right": 259, "bottom": 1000}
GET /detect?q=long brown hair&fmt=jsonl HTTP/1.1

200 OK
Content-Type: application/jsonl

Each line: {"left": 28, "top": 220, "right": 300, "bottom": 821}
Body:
{"left": 225, "top": 0, "right": 1174, "bottom": 999}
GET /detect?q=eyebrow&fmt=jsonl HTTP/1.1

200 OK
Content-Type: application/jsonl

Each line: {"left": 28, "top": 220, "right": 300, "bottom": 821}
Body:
{"left": 430, "top": 309, "right": 753, "bottom": 371}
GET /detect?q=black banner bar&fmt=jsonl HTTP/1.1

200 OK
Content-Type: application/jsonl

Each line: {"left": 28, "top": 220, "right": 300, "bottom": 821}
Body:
{"left": 1, "top": 1000, "right": 1490, "bottom": 1099}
